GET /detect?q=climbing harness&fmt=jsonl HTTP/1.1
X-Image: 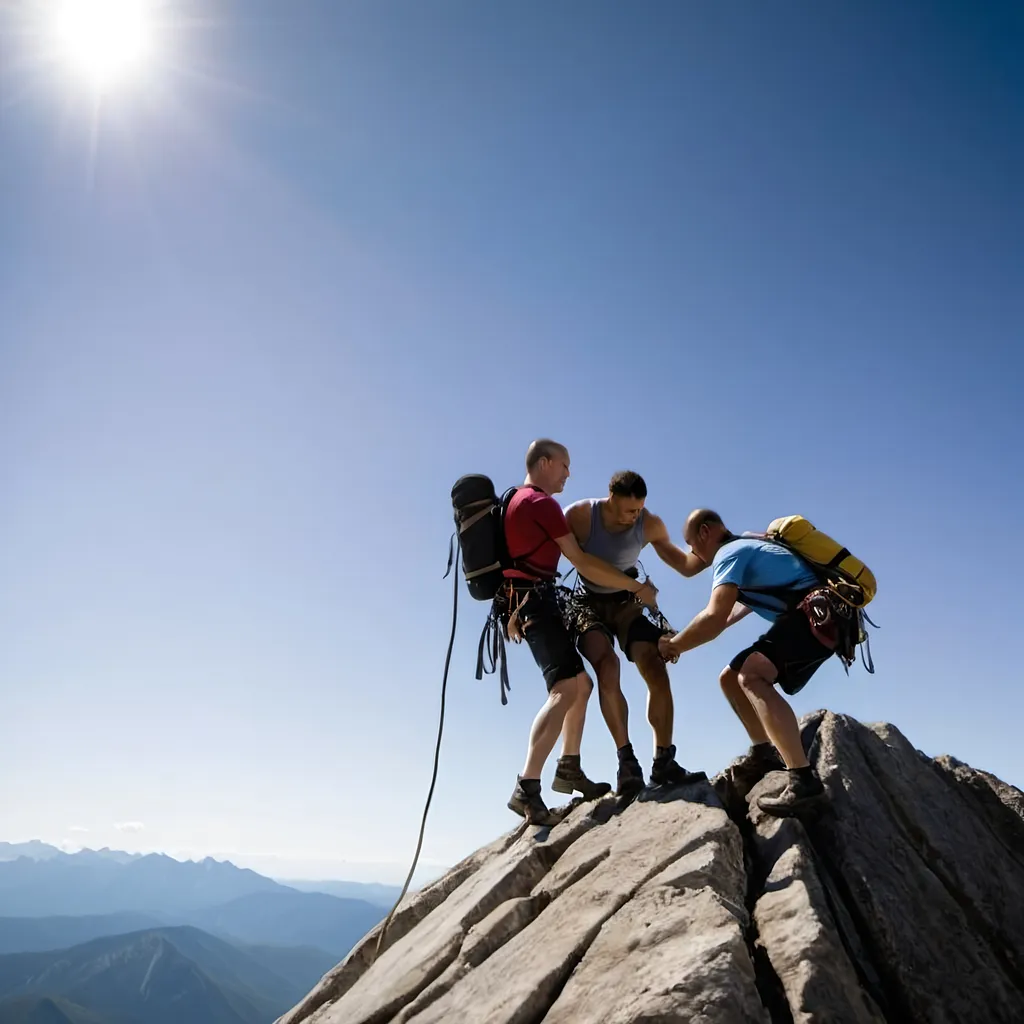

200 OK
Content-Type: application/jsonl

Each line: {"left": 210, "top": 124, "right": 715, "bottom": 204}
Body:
{"left": 562, "top": 559, "right": 679, "bottom": 662}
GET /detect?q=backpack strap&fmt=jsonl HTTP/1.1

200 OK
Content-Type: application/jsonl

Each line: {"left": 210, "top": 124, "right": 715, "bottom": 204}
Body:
{"left": 459, "top": 502, "right": 496, "bottom": 534}
{"left": 501, "top": 487, "right": 563, "bottom": 582}
{"left": 734, "top": 582, "right": 810, "bottom": 614}
{"left": 476, "top": 601, "right": 511, "bottom": 705}
{"left": 510, "top": 548, "right": 559, "bottom": 581}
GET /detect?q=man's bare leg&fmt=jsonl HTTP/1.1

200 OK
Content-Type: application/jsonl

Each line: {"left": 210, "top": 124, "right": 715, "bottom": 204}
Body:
{"left": 510, "top": 673, "right": 587, "bottom": 825}
{"left": 578, "top": 629, "right": 642, "bottom": 794}
{"left": 551, "top": 667, "right": 612, "bottom": 799}
{"left": 736, "top": 652, "right": 827, "bottom": 817}
{"left": 735, "top": 653, "right": 808, "bottom": 768}
{"left": 631, "top": 642, "right": 674, "bottom": 751}
{"left": 719, "top": 666, "right": 771, "bottom": 744}
{"left": 522, "top": 673, "right": 584, "bottom": 779}
{"left": 633, "top": 640, "right": 706, "bottom": 783}
{"left": 579, "top": 630, "right": 629, "bottom": 748}
{"left": 559, "top": 672, "right": 594, "bottom": 756}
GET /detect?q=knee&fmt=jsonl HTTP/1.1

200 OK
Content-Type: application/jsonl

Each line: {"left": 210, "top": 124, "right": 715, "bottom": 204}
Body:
{"left": 550, "top": 674, "right": 583, "bottom": 705}
{"left": 736, "top": 653, "right": 776, "bottom": 696}
{"left": 636, "top": 648, "right": 670, "bottom": 688}
{"left": 593, "top": 652, "right": 621, "bottom": 687}
{"left": 737, "top": 669, "right": 770, "bottom": 698}
{"left": 719, "top": 666, "right": 740, "bottom": 693}
{"left": 577, "top": 672, "right": 594, "bottom": 701}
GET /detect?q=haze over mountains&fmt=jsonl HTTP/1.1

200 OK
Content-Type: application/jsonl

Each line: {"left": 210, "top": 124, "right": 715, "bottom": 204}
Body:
{"left": 0, "top": 849, "right": 281, "bottom": 917}
{"left": 0, "top": 842, "right": 391, "bottom": 1024}
{"left": 0, "top": 927, "right": 337, "bottom": 1024}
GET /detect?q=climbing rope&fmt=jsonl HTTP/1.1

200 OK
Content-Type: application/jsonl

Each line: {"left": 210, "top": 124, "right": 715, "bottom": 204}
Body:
{"left": 373, "top": 535, "right": 460, "bottom": 960}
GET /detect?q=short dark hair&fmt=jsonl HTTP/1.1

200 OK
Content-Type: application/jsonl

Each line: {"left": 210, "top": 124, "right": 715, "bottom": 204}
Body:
{"left": 525, "top": 438, "right": 568, "bottom": 472}
{"left": 609, "top": 470, "right": 647, "bottom": 500}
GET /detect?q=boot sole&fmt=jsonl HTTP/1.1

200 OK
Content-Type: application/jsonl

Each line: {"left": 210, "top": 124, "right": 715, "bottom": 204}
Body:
{"left": 507, "top": 800, "right": 526, "bottom": 818}
{"left": 757, "top": 791, "right": 829, "bottom": 819}
{"left": 552, "top": 777, "right": 612, "bottom": 799}
{"left": 507, "top": 799, "right": 561, "bottom": 827}
{"left": 615, "top": 777, "right": 645, "bottom": 800}
{"left": 650, "top": 771, "right": 708, "bottom": 787}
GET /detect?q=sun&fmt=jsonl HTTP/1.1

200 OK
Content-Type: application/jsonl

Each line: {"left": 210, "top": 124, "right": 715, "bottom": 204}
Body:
{"left": 51, "top": 0, "right": 157, "bottom": 91}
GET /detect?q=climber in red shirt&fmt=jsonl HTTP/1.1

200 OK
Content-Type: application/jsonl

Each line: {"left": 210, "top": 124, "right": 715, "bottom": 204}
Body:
{"left": 499, "top": 439, "right": 659, "bottom": 826}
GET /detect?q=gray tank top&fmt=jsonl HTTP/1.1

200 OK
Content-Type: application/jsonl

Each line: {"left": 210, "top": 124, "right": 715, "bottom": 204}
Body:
{"left": 570, "top": 498, "right": 646, "bottom": 594}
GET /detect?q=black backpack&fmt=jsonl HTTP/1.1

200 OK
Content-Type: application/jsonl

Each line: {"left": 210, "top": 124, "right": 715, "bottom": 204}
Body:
{"left": 447, "top": 475, "right": 558, "bottom": 704}
{"left": 449, "top": 475, "right": 518, "bottom": 600}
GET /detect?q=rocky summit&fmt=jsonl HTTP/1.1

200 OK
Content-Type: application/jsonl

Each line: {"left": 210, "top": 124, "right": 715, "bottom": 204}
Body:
{"left": 276, "top": 711, "right": 1024, "bottom": 1024}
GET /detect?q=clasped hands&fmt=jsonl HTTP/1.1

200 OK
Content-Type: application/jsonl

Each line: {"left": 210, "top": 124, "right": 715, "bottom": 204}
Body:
{"left": 632, "top": 580, "right": 682, "bottom": 663}
{"left": 658, "top": 632, "right": 682, "bottom": 662}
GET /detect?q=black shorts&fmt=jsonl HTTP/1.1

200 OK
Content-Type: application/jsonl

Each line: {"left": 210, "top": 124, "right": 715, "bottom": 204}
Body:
{"left": 506, "top": 581, "right": 585, "bottom": 692}
{"left": 730, "top": 608, "right": 833, "bottom": 696}
{"left": 568, "top": 588, "right": 665, "bottom": 662}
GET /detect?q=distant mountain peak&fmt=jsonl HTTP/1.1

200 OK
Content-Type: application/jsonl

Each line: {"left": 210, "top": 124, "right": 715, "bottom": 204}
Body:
{"left": 0, "top": 843, "right": 318, "bottom": 921}
{"left": 0, "top": 841, "right": 63, "bottom": 863}
{"left": 0, "top": 925, "right": 334, "bottom": 1024}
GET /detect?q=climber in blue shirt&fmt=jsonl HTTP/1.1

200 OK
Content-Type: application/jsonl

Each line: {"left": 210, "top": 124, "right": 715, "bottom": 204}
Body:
{"left": 659, "top": 509, "right": 836, "bottom": 818}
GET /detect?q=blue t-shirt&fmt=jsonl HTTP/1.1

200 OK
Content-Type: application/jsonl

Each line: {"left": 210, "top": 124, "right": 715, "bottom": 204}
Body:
{"left": 711, "top": 538, "right": 820, "bottom": 622}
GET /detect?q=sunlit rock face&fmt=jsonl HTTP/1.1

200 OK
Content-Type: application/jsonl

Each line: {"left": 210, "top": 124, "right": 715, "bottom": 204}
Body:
{"left": 277, "top": 711, "right": 1024, "bottom": 1024}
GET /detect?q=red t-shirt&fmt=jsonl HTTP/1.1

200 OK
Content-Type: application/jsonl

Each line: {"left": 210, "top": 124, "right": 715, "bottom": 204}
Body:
{"left": 503, "top": 486, "right": 570, "bottom": 580}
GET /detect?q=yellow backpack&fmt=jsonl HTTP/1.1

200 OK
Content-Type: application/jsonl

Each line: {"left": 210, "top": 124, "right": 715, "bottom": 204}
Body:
{"left": 766, "top": 515, "right": 876, "bottom": 607}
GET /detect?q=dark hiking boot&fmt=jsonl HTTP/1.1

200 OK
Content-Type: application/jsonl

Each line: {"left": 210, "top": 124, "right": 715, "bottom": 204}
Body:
{"left": 552, "top": 758, "right": 612, "bottom": 800}
{"left": 757, "top": 769, "right": 829, "bottom": 818}
{"left": 616, "top": 754, "right": 646, "bottom": 799}
{"left": 507, "top": 776, "right": 561, "bottom": 826}
{"left": 650, "top": 745, "right": 708, "bottom": 787}
{"left": 731, "top": 742, "right": 787, "bottom": 793}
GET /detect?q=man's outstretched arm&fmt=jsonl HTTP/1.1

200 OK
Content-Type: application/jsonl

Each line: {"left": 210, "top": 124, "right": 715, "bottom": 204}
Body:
{"left": 564, "top": 502, "right": 591, "bottom": 549}
{"left": 645, "top": 513, "right": 708, "bottom": 578}
{"left": 659, "top": 584, "right": 739, "bottom": 658}
{"left": 556, "top": 533, "right": 658, "bottom": 606}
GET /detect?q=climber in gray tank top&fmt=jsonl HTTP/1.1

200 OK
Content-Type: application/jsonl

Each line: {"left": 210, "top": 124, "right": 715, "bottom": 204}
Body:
{"left": 562, "top": 470, "right": 710, "bottom": 800}
{"left": 575, "top": 498, "right": 648, "bottom": 595}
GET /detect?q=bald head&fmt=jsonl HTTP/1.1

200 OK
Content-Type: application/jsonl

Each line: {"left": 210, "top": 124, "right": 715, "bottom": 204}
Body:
{"left": 684, "top": 508, "right": 731, "bottom": 562}
{"left": 525, "top": 438, "right": 568, "bottom": 472}
{"left": 524, "top": 438, "right": 571, "bottom": 495}
{"left": 685, "top": 508, "right": 724, "bottom": 537}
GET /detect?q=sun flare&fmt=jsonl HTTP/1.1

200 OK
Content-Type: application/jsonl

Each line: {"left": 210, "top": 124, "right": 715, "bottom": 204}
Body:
{"left": 52, "top": 0, "right": 157, "bottom": 90}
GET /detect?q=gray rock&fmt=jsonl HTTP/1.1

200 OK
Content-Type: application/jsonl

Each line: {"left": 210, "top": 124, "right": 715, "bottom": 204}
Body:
{"left": 278, "top": 712, "right": 1024, "bottom": 1024}
{"left": 412, "top": 799, "right": 757, "bottom": 1024}
{"left": 275, "top": 825, "right": 527, "bottom": 1024}
{"left": 307, "top": 798, "right": 614, "bottom": 1024}
{"left": 801, "top": 714, "right": 1024, "bottom": 1023}
{"left": 749, "top": 811, "right": 886, "bottom": 1023}
{"left": 544, "top": 838, "right": 767, "bottom": 1024}
{"left": 931, "top": 753, "right": 1024, "bottom": 860}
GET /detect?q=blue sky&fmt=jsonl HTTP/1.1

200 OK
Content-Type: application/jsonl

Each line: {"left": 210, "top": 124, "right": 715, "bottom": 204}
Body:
{"left": 1, "top": 1, "right": 1021, "bottom": 883}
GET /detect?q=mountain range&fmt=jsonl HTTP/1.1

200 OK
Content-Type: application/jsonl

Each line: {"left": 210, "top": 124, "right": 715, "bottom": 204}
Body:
{"left": 0, "top": 846, "right": 384, "bottom": 955}
{"left": 277, "top": 879, "right": 402, "bottom": 908}
{"left": 0, "top": 842, "right": 391, "bottom": 1023}
{"left": 0, "top": 926, "right": 337, "bottom": 1024}
{"left": 0, "top": 851, "right": 281, "bottom": 917}
{"left": 0, "top": 842, "right": 73, "bottom": 863}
